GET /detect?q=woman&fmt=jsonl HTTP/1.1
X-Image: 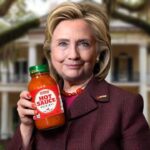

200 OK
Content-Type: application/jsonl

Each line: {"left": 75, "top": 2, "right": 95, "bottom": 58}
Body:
{"left": 7, "top": 2, "right": 150, "bottom": 150}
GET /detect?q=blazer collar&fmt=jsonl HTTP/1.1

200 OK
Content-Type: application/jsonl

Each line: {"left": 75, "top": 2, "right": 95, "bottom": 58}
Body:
{"left": 66, "top": 77, "right": 110, "bottom": 120}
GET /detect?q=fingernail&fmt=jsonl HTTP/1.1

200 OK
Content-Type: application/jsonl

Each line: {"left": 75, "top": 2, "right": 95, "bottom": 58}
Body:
{"left": 34, "top": 110, "right": 38, "bottom": 115}
{"left": 33, "top": 116, "right": 37, "bottom": 120}
{"left": 27, "top": 93, "right": 31, "bottom": 98}
{"left": 31, "top": 103, "right": 36, "bottom": 109}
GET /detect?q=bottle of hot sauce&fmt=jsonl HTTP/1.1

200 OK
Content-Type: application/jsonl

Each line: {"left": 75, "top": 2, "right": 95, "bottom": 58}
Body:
{"left": 28, "top": 64, "right": 65, "bottom": 130}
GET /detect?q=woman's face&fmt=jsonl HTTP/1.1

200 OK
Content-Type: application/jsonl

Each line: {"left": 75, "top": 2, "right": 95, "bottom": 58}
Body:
{"left": 50, "top": 19, "right": 97, "bottom": 83}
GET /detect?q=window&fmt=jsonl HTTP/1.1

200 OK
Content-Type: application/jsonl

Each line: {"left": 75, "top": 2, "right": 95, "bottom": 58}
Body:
{"left": 14, "top": 59, "right": 28, "bottom": 82}
{"left": 113, "top": 52, "right": 133, "bottom": 82}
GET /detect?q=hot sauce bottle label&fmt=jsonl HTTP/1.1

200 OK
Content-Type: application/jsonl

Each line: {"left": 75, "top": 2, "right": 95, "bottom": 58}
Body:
{"left": 30, "top": 85, "right": 64, "bottom": 120}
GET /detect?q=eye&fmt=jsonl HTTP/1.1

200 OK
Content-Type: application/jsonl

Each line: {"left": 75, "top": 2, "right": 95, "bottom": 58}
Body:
{"left": 58, "top": 41, "right": 68, "bottom": 47}
{"left": 78, "top": 40, "right": 90, "bottom": 48}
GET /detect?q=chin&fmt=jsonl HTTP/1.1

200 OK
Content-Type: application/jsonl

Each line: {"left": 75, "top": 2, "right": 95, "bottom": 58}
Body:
{"left": 63, "top": 75, "right": 82, "bottom": 82}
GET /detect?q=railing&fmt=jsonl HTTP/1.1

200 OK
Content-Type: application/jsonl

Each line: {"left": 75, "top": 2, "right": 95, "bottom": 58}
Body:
{"left": 112, "top": 72, "right": 150, "bottom": 85}
{"left": 112, "top": 72, "right": 139, "bottom": 83}
{"left": 0, "top": 72, "right": 28, "bottom": 83}
{"left": 0, "top": 72, "right": 149, "bottom": 84}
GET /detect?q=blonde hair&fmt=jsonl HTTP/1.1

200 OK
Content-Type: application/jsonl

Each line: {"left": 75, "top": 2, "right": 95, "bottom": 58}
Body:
{"left": 43, "top": 2, "right": 111, "bottom": 81}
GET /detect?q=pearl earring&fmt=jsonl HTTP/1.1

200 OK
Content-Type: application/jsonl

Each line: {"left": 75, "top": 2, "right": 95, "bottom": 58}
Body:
{"left": 96, "top": 57, "right": 99, "bottom": 63}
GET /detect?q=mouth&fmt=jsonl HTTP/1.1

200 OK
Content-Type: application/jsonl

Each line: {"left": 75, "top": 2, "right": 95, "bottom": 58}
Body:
{"left": 65, "top": 63, "right": 83, "bottom": 69}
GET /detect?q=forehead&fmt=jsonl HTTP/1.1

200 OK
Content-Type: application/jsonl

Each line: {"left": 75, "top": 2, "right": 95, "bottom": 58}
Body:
{"left": 52, "top": 19, "right": 95, "bottom": 40}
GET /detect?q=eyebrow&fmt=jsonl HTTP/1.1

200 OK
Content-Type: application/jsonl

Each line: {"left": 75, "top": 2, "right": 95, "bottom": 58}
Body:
{"left": 56, "top": 39, "right": 69, "bottom": 42}
{"left": 56, "top": 38, "right": 92, "bottom": 42}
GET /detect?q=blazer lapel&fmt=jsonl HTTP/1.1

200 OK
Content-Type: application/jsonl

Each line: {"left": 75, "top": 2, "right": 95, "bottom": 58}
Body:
{"left": 68, "top": 78, "right": 110, "bottom": 120}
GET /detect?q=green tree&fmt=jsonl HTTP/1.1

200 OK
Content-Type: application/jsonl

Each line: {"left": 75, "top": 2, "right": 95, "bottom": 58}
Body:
{"left": 0, "top": 0, "right": 40, "bottom": 46}
{"left": 104, "top": 0, "right": 150, "bottom": 34}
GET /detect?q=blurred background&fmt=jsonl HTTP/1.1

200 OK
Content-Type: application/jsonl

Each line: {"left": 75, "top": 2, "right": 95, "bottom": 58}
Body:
{"left": 0, "top": 0, "right": 150, "bottom": 149}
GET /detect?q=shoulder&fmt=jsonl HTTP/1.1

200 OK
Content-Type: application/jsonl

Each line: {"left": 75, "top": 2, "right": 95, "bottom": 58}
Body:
{"left": 107, "top": 81, "right": 141, "bottom": 99}
{"left": 105, "top": 81, "right": 144, "bottom": 112}
{"left": 87, "top": 77, "right": 143, "bottom": 107}
{"left": 100, "top": 81, "right": 148, "bottom": 129}
{"left": 92, "top": 77, "right": 142, "bottom": 100}
{"left": 96, "top": 79, "right": 144, "bottom": 108}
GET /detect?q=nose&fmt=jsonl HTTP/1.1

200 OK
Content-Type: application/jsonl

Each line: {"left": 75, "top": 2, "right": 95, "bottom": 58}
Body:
{"left": 68, "top": 44, "right": 80, "bottom": 60}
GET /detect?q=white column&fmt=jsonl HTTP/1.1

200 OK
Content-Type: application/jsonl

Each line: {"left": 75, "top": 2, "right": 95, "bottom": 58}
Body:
{"left": 0, "top": 92, "right": 9, "bottom": 139}
{"left": 28, "top": 43, "right": 37, "bottom": 68}
{"left": 8, "top": 61, "right": 14, "bottom": 82}
{"left": 139, "top": 44, "right": 148, "bottom": 120}
{"left": 1, "top": 62, "right": 7, "bottom": 83}
{"left": 0, "top": 62, "right": 9, "bottom": 139}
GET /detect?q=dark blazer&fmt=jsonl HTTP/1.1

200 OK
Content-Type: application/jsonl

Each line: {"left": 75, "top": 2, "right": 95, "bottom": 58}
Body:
{"left": 7, "top": 78, "right": 150, "bottom": 150}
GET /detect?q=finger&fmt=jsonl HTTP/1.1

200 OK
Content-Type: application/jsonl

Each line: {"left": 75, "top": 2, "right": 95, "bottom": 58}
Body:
{"left": 33, "top": 115, "right": 38, "bottom": 120}
{"left": 18, "top": 107, "right": 37, "bottom": 117}
{"left": 20, "top": 91, "right": 31, "bottom": 100}
{"left": 33, "top": 110, "right": 40, "bottom": 120}
{"left": 17, "top": 99, "right": 36, "bottom": 110}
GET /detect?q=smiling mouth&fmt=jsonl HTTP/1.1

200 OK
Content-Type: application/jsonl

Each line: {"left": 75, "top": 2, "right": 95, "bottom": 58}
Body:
{"left": 65, "top": 64, "right": 82, "bottom": 69}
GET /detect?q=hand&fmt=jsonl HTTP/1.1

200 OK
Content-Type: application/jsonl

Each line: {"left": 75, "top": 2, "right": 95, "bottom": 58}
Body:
{"left": 17, "top": 91, "right": 36, "bottom": 127}
{"left": 17, "top": 91, "right": 37, "bottom": 148}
